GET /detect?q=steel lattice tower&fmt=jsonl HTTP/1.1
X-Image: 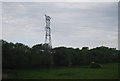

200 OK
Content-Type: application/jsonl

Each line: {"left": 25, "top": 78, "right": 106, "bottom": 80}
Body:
{"left": 44, "top": 14, "right": 54, "bottom": 70}
{"left": 45, "top": 14, "right": 52, "bottom": 49}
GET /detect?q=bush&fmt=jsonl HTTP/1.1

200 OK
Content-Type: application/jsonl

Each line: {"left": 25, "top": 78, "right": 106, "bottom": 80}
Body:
{"left": 90, "top": 62, "right": 102, "bottom": 68}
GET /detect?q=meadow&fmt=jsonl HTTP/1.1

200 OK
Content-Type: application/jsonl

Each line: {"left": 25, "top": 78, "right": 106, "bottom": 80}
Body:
{"left": 3, "top": 63, "right": 119, "bottom": 79}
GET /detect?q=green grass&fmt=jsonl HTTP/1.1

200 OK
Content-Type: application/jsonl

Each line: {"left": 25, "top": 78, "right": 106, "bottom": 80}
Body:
{"left": 3, "top": 63, "right": 119, "bottom": 79}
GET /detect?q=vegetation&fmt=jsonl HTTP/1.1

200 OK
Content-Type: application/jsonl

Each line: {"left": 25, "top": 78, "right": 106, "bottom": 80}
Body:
{"left": 3, "top": 63, "right": 119, "bottom": 79}
{"left": 1, "top": 40, "right": 119, "bottom": 79}
{"left": 2, "top": 40, "right": 119, "bottom": 69}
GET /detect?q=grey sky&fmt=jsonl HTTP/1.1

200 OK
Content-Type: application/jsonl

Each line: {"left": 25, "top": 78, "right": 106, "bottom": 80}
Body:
{"left": 2, "top": 2, "right": 118, "bottom": 49}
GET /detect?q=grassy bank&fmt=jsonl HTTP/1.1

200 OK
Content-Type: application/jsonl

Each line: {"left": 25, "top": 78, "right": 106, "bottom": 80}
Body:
{"left": 2, "top": 63, "right": 119, "bottom": 79}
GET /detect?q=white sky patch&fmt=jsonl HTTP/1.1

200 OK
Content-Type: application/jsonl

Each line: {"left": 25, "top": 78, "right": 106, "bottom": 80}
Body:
{"left": 2, "top": 2, "right": 118, "bottom": 49}
{"left": 1, "top": 0, "right": 119, "bottom": 2}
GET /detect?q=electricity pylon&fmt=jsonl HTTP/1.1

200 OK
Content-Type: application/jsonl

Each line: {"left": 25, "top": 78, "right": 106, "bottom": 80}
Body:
{"left": 45, "top": 14, "right": 52, "bottom": 49}
{"left": 44, "top": 14, "right": 53, "bottom": 70}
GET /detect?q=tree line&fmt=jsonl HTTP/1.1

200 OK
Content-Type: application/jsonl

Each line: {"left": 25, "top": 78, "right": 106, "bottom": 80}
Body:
{"left": 1, "top": 40, "right": 119, "bottom": 69}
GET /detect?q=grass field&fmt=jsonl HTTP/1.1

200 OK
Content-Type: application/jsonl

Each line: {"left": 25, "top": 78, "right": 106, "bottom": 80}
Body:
{"left": 3, "top": 63, "right": 119, "bottom": 79}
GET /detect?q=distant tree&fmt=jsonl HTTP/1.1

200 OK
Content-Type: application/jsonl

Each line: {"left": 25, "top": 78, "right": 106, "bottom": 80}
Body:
{"left": 53, "top": 47, "right": 74, "bottom": 67}
{"left": 81, "top": 47, "right": 90, "bottom": 65}
{"left": 2, "top": 40, "right": 30, "bottom": 69}
{"left": 82, "top": 47, "right": 89, "bottom": 50}
{"left": 2, "top": 40, "right": 119, "bottom": 69}
{"left": 90, "top": 46, "right": 117, "bottom": 63}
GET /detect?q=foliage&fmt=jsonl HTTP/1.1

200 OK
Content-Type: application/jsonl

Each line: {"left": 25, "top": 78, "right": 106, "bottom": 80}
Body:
{"left": 1, "top": 40, "right": 119, "bottom": 69}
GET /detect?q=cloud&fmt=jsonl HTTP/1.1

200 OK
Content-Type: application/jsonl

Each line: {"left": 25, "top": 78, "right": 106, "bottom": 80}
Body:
{"left": 2, "top": 0, "right": 119, "bottom": 2}
{"left": 2, "top": 2, "right": 118, "bottom": 49}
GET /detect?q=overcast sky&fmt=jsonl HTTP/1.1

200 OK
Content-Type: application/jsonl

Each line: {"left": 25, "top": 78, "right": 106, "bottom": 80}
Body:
{"left": 2, "top": 2, "right": 118, "bottom": 49}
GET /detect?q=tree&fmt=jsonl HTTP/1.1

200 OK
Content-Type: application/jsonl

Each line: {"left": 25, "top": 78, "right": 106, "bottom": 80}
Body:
{"left": 2, "top": 40, "right": 119, "bottom": 69}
